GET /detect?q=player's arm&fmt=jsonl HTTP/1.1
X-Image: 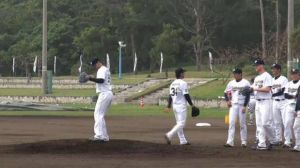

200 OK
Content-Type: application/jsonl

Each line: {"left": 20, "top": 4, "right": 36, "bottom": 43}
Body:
{"left": 243, "top": 93, "right": 250, "bottom": 107}
{"left": 295, "top": 86, "right": 300, "bottom": 111}
{"left": 182, "top": 82, "right": 194, "bottom": 107}
{"left": 285, "top": 93, "right": 295, "bottom": 99}
{"left": 253, "top": 86, "right": 271, "bottom": 92}
{"left": 272, "top": 88, "right": 285, "bottom": 97}
{"left": 224, "top": 82, "right": 232, "bottom": 107}
{"left": 167, "top": 95, "right": 172, "bottom": 108}
{"left": 184, "top": 94, "right": 194, "bottom": 107}
{"left": 88, "top": 77, "right": 105, "bottom": 84}
{"left": 89, "top": 69, "right": 105, "bottom": 83}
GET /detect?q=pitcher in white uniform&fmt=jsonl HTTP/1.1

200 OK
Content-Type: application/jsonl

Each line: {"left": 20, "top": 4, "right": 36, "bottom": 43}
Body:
{"left": 165, "top": 68, "right": 196, "bottom": 145}
{"left": 283, "top": 69, "right": 300, "bottom": 148}
{"left": 88, "top": 58, "right": 113, "bottom": 142}
{"left": 224, "top": 68, "right": 250, "bottom": 148}
{"left": 251, "top": 59, "right": 276, "bottom": 150}
{"left": 271, "top": 63, "right": 288, "bottom": 145}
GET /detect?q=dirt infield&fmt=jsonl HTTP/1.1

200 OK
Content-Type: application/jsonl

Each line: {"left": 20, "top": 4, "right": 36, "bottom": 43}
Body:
{"left": 0, "top": 116, "right": 298, "bottom": 168}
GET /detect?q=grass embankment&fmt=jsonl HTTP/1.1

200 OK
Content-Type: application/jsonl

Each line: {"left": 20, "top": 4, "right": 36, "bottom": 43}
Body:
{"left": 0, "top": 104, "right": 227, "bottom": 118}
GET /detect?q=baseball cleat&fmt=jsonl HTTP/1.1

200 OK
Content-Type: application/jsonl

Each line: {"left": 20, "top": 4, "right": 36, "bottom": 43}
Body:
{"left": 181, "top": 142, "right": 191, "bottom": 146}
{"left": 292, "top": 146, "right": 300, "bottom": 152}
{"left": 283, "top": 144, "right": 292, "bottom": 148}
{"left": 224, "top": 143, "right": 233, "bottom": 148}
{"left": 251, "top": 145, "right": 270, "bottom": 151}
{"left": 270, "top": 141, "right": 282, "bottom": 146}
{"left": 164, "top": 135, "right": 171, "bottom": 145}
{"left": 89, "top": 137, "right": 108, "bottom": 143}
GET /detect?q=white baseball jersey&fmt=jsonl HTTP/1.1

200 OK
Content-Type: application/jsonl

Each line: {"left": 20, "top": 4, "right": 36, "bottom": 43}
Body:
{"left": 272, "top": 76, "right": 288, "bottom": 99}
{"left": 224, "top": 79, "right": 250, "bottom": 105}
{"left": 169, "top": 79, "right": 189, "bottom": 105}
{"left": 284, "top": 80, "right": 300, "bottom": 104}
{"left": 253, "top": 72, "right": 273, "bottom": 99}
{"left": 96, "top": 66, "right": 112, "bottom": 93}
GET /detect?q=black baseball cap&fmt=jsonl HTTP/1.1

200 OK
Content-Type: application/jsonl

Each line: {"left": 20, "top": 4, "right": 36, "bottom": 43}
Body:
{"left": 291, "top": 68, "right": 299, "bottom": 74}
{"left": 175, "top": 67, "right": 186, "bottom": 77}
{"left": 271, "top": 63, "right": 281, "bottom": 70}
{"left": 90, "top": 58, "right": 100, "bottom": 66}
{"left": 232, "top": 68, "right": 242, "bottom": 74}
{"left": 254, "top": 59, "right": 265, "bottom": 66}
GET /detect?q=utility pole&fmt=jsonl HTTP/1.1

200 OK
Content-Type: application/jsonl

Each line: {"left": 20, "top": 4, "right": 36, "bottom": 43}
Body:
{"left": 42, "top": 0, "right": 48, "bottom": 94}
{"left": 259, "top": 0, "right": 267, "bottom": 60}
{"left": 275, "top": 0, "right": 280, "bottom": 63}
{"left": 287, "top": 0, "right": 294, "bottom": 77}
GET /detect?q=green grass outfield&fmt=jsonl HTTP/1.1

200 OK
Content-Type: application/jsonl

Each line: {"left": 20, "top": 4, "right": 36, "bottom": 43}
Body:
{"left": 0, "top": 104, "right": 228, "bottom": 118}
{"left": 190, "top": 79, "right": 227, "bottom": 99}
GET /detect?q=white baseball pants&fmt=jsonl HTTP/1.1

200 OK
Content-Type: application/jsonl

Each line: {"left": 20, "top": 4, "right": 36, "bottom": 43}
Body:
{"left": 272, "top": 100, "right": 286, "bottom": 142}
{"left": 226, "top": 104, "right": 247, "bottom": 146}
{"left": 94, "top": 91, "right": 113, "bottom": 140}
{"left": 293, "top": 112, "right": 300, "bottom": 148}
{"left": 283, "top": 103, "right": 296, "bottom": 145}
{"left": 166, "top": 104, "right": 188, "bottom": 145}
{"left": 255, "top": 99, "right": 275, "bottom": 147}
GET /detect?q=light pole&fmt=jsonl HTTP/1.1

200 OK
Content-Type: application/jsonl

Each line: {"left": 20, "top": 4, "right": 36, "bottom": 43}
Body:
{"left": 287, "top": 0, "right": 294, "bottom": 78}
{"left": 42, "top": 0, "right": 48, "bottom": 94}
{"left": 118, "top": 41, "right": 126, "bottom": 79}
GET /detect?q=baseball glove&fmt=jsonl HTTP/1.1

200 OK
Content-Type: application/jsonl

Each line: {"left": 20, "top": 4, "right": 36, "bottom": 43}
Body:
{"left": 240, "top": 86, "right": 253, "bottom": 96}
{"left": 79, "top": 72, "right": 89, "bottom": 83}
{"left": 191, "top": 106, "right": 200, "bottom": 117}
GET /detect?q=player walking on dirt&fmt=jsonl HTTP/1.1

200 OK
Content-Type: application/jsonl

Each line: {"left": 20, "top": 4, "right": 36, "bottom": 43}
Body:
{"left": 164, "top": 68, "right": 195, "bottom": 145}
{"left": 88, "top": 58, "right": 113, "bottom": 142}
{"left": 224, "top": 68, "right": 250, "bottom": 148}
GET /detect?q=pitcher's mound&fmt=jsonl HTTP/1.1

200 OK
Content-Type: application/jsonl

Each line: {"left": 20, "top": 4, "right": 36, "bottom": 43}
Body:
{"left": 3, "top": 139, "right": 197, "bottom": 155}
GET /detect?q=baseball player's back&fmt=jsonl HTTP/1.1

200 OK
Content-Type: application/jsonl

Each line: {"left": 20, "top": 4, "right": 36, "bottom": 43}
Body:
{"left": 165, "top": 68, "right": 195, "bottom": 145}
{"left": 169, "top": 79, "right": 188, "bottom": 105}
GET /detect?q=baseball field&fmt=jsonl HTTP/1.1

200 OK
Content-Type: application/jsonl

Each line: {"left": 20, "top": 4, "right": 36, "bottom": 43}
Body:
{"left": 0, "top": 105, "right": 298, "bottom": 168}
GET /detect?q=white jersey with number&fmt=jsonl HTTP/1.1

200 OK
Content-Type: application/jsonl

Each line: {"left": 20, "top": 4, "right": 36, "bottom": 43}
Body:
{"left": 253, "top": 72, "right": 273, "bottom": 99}
{"left": 272, "top": 75, "right": 288, "bottom": 100}
{"left": 284, "top": 80, "right": 300, "bottom": 104}
{"left": 169, "top": 79, "right": 189, "bottom": 105}
{"left": 96, "top": 66, "right": 112, "bottom": 93}
{"left": 225, "top": 79, "right": 250, "bottom": 105}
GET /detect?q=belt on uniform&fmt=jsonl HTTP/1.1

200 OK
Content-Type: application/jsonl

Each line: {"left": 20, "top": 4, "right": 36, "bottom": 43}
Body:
{"left": 274, "top": 99, "right": 285, "bottom": 101}
{"left": 256, "top": 99, "right": 270, "bottom": 101}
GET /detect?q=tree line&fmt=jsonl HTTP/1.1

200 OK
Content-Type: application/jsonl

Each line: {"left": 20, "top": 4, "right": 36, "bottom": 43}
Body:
{"left": 0, "top": 0, "right": 299, "bottom": 76}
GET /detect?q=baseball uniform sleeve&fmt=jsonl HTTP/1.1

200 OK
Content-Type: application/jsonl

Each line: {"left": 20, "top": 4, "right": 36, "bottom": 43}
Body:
{"left": 224, "top": 81, "right": 232, "bottom": 93}
{"left": 264, "top": 74, "right": 273, "bottom": 87}
{"left": 246, "top": 80, "right": 251, "bottom": 87}
{"left": 282, "top": 77, "right": 288, "bottom": 89}
{"left": 284, "top": 83, "right": 289, "bottom": 94}
{"left": 181, "top": 81, "right": 189, "bottom": 95}
{"left": 97, "top": 68, "right": 105, "bottom": 79}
